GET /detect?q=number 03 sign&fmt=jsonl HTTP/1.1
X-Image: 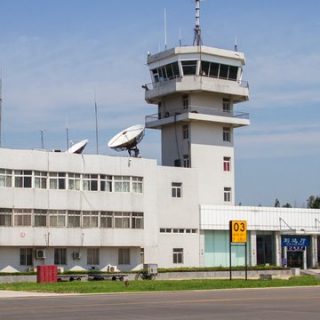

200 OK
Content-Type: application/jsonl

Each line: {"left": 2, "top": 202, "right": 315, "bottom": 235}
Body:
{"left": 229, "top": 220, "right": 247, "bottom": 243}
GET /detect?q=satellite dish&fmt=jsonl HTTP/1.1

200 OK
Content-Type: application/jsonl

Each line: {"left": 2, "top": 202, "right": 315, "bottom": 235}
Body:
{"left": 108, "top": 124, "right": 145, "bottom": 157}
{"left": 66, "top": 139, "right": 88, "bottom": 154}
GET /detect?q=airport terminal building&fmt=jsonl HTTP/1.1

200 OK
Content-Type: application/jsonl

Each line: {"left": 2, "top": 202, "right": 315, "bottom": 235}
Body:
{"left": 0, "top": 9, "right": 319, "bottom": 272}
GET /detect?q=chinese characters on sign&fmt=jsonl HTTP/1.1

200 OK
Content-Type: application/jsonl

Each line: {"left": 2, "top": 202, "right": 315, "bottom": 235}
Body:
{"left": 230, "top": 220, "right": 247, "bottom": 243}
{"left": 281, "top": 236, "right": 310, "bottom": 251}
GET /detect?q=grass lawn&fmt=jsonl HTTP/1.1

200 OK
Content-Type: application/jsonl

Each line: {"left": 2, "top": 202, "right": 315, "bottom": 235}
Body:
{"left": 0, "top": 276, "right": 319, "bottom": 294}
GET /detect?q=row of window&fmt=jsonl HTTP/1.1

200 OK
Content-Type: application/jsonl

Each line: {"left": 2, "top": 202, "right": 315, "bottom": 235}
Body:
{"left": 20, "top": 247, "right": 130, "bottom": 266}
{"left": 174, "top": 151, "right": 231, "bottom": 172}
{"left": 0, "top": 209, "right": 144, "bottom": 229}
{"left": 0, "top": 170, "right": 143, "bottom": 193}
{"left": 171, "top": 182, "right": 231, "bottom": 202}
{"left": 152, "top": 62, "right": 180, "bottom": 82}
{"left": 182, "top": 125, "right": 232, "bottom": 143}
{"left": 20, "top": 247, "right": 184, "bottom": 266}
{"left": 200, "top": 61, "right": 238, "bottom": 80}
{"left": 151, "top": 60, "right": 239, "bottom": 82}
{"left": 160, "top": 228, "right": 197, "bottom": 234}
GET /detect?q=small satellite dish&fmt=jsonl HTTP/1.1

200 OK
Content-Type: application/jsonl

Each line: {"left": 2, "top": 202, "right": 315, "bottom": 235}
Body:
{"left": 66, "top": 139, "right": 88, "bottom": 154}
{"left": 108, "top": 124, "right": 145, "bottom": 157}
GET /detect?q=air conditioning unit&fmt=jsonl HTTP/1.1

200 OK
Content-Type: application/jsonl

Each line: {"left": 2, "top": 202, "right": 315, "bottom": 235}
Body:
{"left": 35, "top": 249, "right": 46, "bottom": 259}
{"left": 72, "top": 251, "right": 81, "bottom": 260}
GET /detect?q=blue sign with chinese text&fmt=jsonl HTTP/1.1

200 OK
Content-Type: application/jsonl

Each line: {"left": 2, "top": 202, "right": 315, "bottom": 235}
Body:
{"left": 281, "top": 236, "right": 310, "bottom": 248}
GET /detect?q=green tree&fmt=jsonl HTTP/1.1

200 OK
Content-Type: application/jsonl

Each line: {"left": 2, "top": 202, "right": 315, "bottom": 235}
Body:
{"left": 307, "top": 195, "right": 320, "bottom": 209}
{"left": 274, "top": 198, "right": 280, "bottom": 207}
{"left": 282, "top": 203, "right": 292, "bottom": 208}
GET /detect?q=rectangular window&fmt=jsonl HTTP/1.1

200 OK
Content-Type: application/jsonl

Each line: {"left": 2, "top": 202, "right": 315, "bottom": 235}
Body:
{"left": 34, "top": 209, "right": 47, "bottom": 227}
{"left": 20, "top": 248, "right": 33, "bottom": 266}
{"left": 82, "top": 211, "right": 99, "bottom": 228}
{"left": 118, "top": 248, "right": 130, "bottom": 265}
{"left": 49, "top": 172, "right": 66, "bottom": 190}
{"left": 14, "top": 170, "right": 32, "bottom": 188}
{"left": 171, "top": 62, "right": 180, "bottom": 78}
{"left": 152, "top": 62, "right": 180, "bottom": 83}
{"left": 173, "top": 248, "right": 184, "bottom": 264}
{"left": 152, "top": 69, "right": 159, "bottom": 83}
{"left": 100, "top": 175, "right": 112, "bottom": 192}
{"left": 183, "top": 155, "right": 190, "bottom": 168}
{"left": 87, "top": 248, "right": 99, "bottom": 265}
{"left": 223, "top": 127, "right": 231, "bottom": 142}
{"left": 224, "top": 187, "right": 232, "bottom": 202}
{"left": 219, "top": 64, "right": 229, "bottom": 79}
{"left": 182, "top": 95, "right": 189, "bottom": 110}
{"left": 228, "top": 66, "right": 238, "bottom": 80}
{"left": 209, "top": 63, "right": 219, "bottom": 77}
{"left": 223, "top": 157, "right": 231, "bottom": 172}
{"left": 34, "top": 171, "right": 47, "bottom": 189}
{"left": 114, "top": 212, "right": 130, "bottom": 228}
{"left": 132, "top": 177, "right": 143, "bottom": 193}
{"left": 67, "top": 210, "right": 81, "bottom": 228}
{"left": 201, "top": 61, "right": 238, "bottom": 81}
{"left": 158, "top": 66, "right": 166, "bottom": 81}
{"left": 54, "top": 248, "right": 67, "bottom": 265}
{"left": 49, "top": 210, "right": 66, "bottom": 227}
{"left": 68, "top": 173, "right": 80, "bottom": 190}
{"left": 114, "top": 176, "right": 130, "bottom": 192}
{"left": 131, "top": 213, "right": 144, "bottom": 229}
{"left": 165, "top": 62, "right": 180, "bottom": 80}
{"left": 223, "top": 99, "right": 231, "bottom": 113}
{"left": 0, "top": 208, "right": 12, "bottom": 226}
{"left": 14, "top": 209, "right": 32, "bottom": 226}
{"left": 171, "top": 182, "right": 182, "bottom": 198}
{"left": 82, "top": 174, "right": 98, "bottom": 191}
{"left": 182, "top": 125, "right": 189, "bottom": 139}
{"left": 200, "top": 61, "right": 210, "bottom": 76}
{"left": 100, "top": 211, "right": 113, "bottom": 228}
{"left": 0, "top": 169, "right": 12, "bottom": 187}
{"left": 181, "top": 60, "right": 197, "bottom": 75}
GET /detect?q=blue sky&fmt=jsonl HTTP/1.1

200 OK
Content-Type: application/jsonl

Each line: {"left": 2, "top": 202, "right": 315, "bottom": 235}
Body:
{"left": 0, "top": 0, "right": 319, "bottom": 207}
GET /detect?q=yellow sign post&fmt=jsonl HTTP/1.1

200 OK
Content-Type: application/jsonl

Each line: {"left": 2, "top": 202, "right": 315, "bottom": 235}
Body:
{"left": 230, "top": 220, "right": 247, "bottom": 243}
{"left": 229, "top": 220, "right": 248, "bottom": 280}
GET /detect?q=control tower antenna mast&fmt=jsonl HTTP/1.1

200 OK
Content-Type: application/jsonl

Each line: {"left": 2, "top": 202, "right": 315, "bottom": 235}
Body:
{"left": 193, "top": 0, "right": 202, "bottom": 46}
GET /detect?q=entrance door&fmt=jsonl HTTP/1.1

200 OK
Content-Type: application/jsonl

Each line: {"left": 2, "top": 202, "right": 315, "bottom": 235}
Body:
{"left": 287, "top": 251, "right": 303, "bottom": 268}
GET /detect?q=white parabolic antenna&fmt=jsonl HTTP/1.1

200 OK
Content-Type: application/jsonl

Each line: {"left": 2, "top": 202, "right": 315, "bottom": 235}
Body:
{"left": 66, "top": 139, "right": 88, "bottom": 154}
{"left": 108, "top": 124, "right": 145, "bottom": 157}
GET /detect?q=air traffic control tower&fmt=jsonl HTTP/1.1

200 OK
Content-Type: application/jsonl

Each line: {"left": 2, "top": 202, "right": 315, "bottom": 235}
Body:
{"left": 143, "top": 1, "right": 250, "bottom": 205}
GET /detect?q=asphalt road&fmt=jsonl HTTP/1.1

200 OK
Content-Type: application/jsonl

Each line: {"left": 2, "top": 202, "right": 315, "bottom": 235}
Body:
{"left": 0, "top": 286, "right": 319, "bottom": 320}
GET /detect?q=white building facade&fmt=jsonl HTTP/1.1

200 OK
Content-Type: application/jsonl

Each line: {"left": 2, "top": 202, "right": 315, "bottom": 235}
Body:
{"left": 1, "top": 16, "right": 319, "bottom": 272}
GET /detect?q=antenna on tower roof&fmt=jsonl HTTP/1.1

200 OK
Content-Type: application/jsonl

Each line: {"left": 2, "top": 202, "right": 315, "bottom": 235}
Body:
{"left": 94, "top": 92, "right": 99, "bottom": 155}
{"left": 164, "top": 8, "right": 167, "bottom": 50}
{"left": 234, "top": 37, "right": 238, "bottom": 52}
{"left": 193, "top": 0, "right": 202, "bottom": 46}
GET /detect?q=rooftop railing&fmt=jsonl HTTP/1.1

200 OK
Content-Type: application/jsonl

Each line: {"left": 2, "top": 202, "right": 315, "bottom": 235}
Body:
{"left": 143, "top": 75, "right": 249, "bottom": 91}
{"left": 145, "top": 105, "right": 249, "bottom": 124}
